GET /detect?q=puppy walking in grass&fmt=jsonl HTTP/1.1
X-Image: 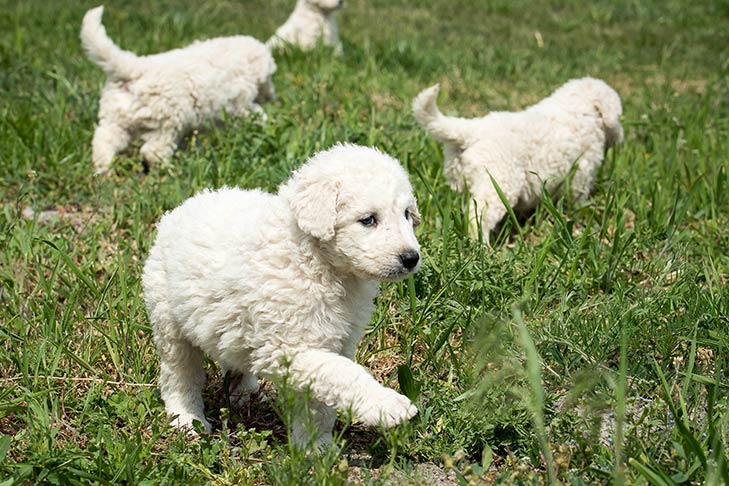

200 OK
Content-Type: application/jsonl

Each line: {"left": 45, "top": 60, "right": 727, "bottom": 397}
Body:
{"left": 81, "top": 6, "right": 277, "bottom": 174}
{"left": 413, "top": 78, "right": 623, "bottom": 239}
{"left": 267, "top": 0, "right": 343, "bottom": 55}
{"left": 143, "top": 144, "right": 422, "bottom": 449}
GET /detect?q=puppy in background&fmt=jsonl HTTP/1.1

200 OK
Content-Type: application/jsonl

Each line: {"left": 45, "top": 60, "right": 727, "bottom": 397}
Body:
{"left": 267, "top": 0, "right": 343, "bottom": 55}
{"left": 143, "top": 144, "right": 421, "bottom": 449}
{"left": 81, "top": 6, "right": 277, "bottom": 174}
{"left": 413, "top": 78, "right": 623, "bottom": 239}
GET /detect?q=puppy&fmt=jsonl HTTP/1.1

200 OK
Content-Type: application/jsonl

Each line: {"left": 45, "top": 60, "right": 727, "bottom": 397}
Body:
{"left": 267, "top": 0, "right": 343, "bottom": 55}
{"left": 413, "top": 78, "right": 623, "bottom": 239}
{"left": 81, "top": 6, "right": 277, "bottom": 174}
{"left": 142, "top": 144, "right": 421, "bottom": 448}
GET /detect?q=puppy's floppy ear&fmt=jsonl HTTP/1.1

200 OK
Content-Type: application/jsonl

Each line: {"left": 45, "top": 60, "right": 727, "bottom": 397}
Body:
{"left": 289, "top": 177, "right": 340, "bottom": 241}
{"left": 594, "top": 97, "right": 624, "bottom": 147}
{"left": 410, "top": 202, "right": 422, "bottom": 228}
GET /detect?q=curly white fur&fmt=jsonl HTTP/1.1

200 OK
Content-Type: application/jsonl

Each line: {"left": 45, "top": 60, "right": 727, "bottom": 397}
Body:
{"left": 81, "top": 6, "right": 277, "bottom": 174}
{"left": 142, "top": 144, "right": 422, "bottom": 448}
{"left": 413, "top": 78, "right": 624, "bottom": 239}
{"left": 267, "top": 0, "right": 343, "bottom": 55}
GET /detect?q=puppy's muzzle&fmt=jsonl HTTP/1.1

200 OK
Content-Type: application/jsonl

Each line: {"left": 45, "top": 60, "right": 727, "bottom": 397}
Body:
{"left": 399, "top": 249, "right": 420, "bottom": 271}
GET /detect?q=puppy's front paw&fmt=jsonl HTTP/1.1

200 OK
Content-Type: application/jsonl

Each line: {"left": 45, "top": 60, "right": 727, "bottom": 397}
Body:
{"left": 357, "top": 388, "right": 417, "bottom": 428}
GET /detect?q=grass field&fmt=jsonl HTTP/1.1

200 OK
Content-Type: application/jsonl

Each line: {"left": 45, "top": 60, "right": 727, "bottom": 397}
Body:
{"left": 1, "top": 0, "right": 728, "bottom": 483}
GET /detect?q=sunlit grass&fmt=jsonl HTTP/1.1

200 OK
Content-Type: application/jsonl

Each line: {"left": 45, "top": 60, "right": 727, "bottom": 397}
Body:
{"left": 1, "top": 0, "right": 728, "bottom": 483}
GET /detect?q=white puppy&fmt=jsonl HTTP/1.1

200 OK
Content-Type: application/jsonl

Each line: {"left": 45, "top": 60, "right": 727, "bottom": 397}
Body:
{"left": 267, "top": 0, "right": 343, "bottom": 55}
{"left": 81, "top": 6, "right": 277, "bottom": 174}
{"left": 413, "top": 78, "right": 623, "bottom": 239}
{"left": 142, "top": 144, "right": 421, "bottom": 448}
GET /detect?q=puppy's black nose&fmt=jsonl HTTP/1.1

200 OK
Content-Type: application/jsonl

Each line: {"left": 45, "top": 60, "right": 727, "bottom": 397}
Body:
{"left": 399, "top": 250, "right": 420, "bottom": 270}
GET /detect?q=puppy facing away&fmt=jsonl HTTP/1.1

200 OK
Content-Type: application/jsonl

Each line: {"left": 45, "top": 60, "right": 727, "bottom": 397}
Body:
{"left": 267, "top": 0, "right": 343, "bottom": 55}
{"left": 413, "top": 78, "right": 624, "bottom": 239}
{"left": 81, "top": 6, "right": 277, "bottom": 174}
{"left": 142, "top": 144, "right": 422, "bottom": 448}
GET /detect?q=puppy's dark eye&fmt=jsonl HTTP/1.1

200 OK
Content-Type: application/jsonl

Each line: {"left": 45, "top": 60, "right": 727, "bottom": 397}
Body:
{"left": 359, "top": 215, "right": 377, "bottom": 227}
{"left": 405, "top": 209, "right": 410, "bottom": 220}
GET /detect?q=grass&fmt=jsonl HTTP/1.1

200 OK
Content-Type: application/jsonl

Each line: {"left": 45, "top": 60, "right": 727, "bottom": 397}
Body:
{"left": 1, "top": 0, "right": 728, "bottom": 483}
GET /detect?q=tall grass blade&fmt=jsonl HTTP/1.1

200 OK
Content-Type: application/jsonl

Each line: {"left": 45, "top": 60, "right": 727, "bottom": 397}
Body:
{"left": 40, "top": 239, "right": 99, "bottom": 298}
{"left": 653, "top": 360, "right": 707, "bottom": 469}
{"left": 489, "top": 174, "right": 521, "bottom": 238}
{"left": 628, "top": 458, "right": 677, "bottom": 486}
{"left": 514, "top": 308, "right": 555, "bottom": 484}
{"left": 613, "top": 324, "right": 627, "bottom": 485}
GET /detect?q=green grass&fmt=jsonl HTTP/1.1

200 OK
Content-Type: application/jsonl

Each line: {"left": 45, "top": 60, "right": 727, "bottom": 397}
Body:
{"left": 1, "top": 0, "right": 728, "bottom": 483}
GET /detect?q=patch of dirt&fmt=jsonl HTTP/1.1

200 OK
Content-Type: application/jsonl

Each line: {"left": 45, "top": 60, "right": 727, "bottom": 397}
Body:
{"left": 611, "top": 72, "right": 708, "bottom": 96}
{"left": 371, "top": 92, "right": 401, "bottom": 110}
{"left": 21, "top": 204, "right": 99, "bottom": 233}
{"left": 347, "top": 462, "right": 458, "bottom": 485}
{"left": 364, "top": 349, "right": 404, "bottom": 385}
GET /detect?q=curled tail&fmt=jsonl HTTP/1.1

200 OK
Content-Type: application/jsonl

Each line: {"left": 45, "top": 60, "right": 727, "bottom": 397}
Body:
{"left": 412, "top": 84, "right": 468, "bottom": 146}
{"left": 80, "top": 6, "right": 138, "bottom": 80}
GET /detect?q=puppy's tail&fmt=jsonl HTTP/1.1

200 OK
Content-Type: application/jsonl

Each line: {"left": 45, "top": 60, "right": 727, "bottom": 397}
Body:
{"left": 412, "top": 84, "right": 468, "bottom": 146}
{"left": 81, "top": 6, "right": 138, "bottom": 80}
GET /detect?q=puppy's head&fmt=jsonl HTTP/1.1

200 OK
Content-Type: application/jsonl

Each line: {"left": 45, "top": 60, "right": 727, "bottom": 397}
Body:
{"left": 279, "top": 144, "right": 422, "bottom": 281}
{"left": 249, "top": 43, "right": 277, "bottom": 103}
{"left": 305, "top": 0, "right": 343, "bottom": 13}
{"left": 558, "top": 78, "right": 624, "bottom": 147}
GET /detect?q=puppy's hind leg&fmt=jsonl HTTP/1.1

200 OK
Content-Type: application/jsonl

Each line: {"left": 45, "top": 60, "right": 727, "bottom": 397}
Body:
{"left": 568, "top": 157, "right": 600, "bottom": 204}
{"left": 470, "top": 167, "right": 523, "bottom": 243}
{"left": 91, "top": 121, "right": 130, "bottom": 175}
{"left": 140, "top": 130, "right": 178, "bottom": 168}
{"left": 224, "top": 369, "right": 260, "bottom": 408}
{"left": 155, "top": 333, "right": 211, "bottom": 434}
{"left": 289, "top": 395, "right": 337, "bottom": 450}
